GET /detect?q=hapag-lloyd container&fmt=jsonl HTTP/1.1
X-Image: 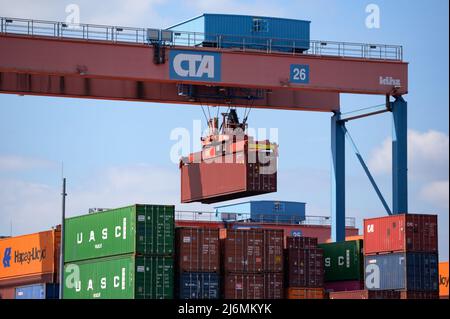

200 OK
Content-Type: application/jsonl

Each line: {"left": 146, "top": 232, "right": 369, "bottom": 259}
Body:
{"left": 364, "top": 214, "right": 438, "bottom": 255}
{"left": 364, "top": 252, "right": 439, "bottom": 291}
{"left": 287, "top": 237, "right": 318, "bottom": 250}
{"left": 264, "top": 273, "right": 284, "bottom": 299}
{"left": 0, "top": 228, "right": 60, "bottom": 281}
{"left": 324, "top": 280, "right": 364, "bottom": 292}
{"left": 439, "top": 262, "right": 449, "bottom": 297}
{"left": 263, "top": 229, "right": 284, "bottom": 272}
{"left": 318, "top": 240, "right": 363, "bottom": 282}
{"left": 178, "top": 272, "right": 220, "bottom": 299}
{"left": 176, "top": 228, "right": 220, "bottom": 273}
{"left": 286, "top": 248, "right": 324, "bottom": 288}
{"left": 286, "top": 288, "right": 325, "bottom": 299}
{"left": 63, "top": 255, "right": 174, "bottom": 299}
{"left": 64, "top": 204, "right": 174, "bottom": 262}
{"left": 223, "top": 229, "right": 264, "bottom": 273}
{"left": 224, "top": 273, "right": 264, "bottom": 299}
{"left": 329, "top": 290, "right": 400, "bottom": 299}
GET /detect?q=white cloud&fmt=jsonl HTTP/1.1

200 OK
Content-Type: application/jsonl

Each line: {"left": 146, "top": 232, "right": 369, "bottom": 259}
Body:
{"left": 420, "top": 180, "right": 449, "bottom": 209}
{"left": 369, "top": 129, "right": 449, "bottom": 181}
{"left": 0, "top": 155, "right": 56, "bottom": 171}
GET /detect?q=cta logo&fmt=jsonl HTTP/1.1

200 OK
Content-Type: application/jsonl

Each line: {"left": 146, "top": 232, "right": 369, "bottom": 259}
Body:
{"left": 170, "top": 50, "right": 221, "bottom": 82}
{"left": 2, "top": 247, "right": 11, "bottom": 268}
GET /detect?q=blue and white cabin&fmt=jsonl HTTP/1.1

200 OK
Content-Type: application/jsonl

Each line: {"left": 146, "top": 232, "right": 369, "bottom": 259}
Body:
{"left": 167, "top": 14, "right": 311, "bottom": 53}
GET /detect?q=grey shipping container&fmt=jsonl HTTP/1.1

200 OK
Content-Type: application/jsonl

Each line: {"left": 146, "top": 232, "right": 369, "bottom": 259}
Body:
{"left": 178, "top": 272, "right": 220, "bottom": 299}
{"left": 364, "top": 253, "right": 439, "bottom": 291}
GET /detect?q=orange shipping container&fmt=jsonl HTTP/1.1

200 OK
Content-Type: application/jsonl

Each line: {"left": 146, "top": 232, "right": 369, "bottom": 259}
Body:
{"left": 439, "top": 262, "right": 449, "bottom": 297}
{"left": 286, "top": 288, "right": 325, "bottom": 299}
{"left": 0, "top": 228, "right": 60, "bottom": 281}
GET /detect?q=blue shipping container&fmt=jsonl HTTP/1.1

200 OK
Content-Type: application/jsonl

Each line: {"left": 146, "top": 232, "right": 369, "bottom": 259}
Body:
{"left": 179, "top": 273, "right": 220, "bottom": 299}
{"left": 364, "top": 253, "right": 439, "bottom": 291}
{"left": 168, "top": 14, "right": 311, "bottom": 53}
{"left": 15, "top": 283, "right": 59, "bottom": 299}
{"left": 215, "top": 200, "right": 306, "bottom": 224}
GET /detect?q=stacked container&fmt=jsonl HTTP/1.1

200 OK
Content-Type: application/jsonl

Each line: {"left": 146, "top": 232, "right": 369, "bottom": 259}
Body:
{"left": 222, "top": 229, "right": 284, "bottom": 299}
{"left": 0, "top": 227, "right": 61, "bottom": 299}
{"left": 63, "top": 204, "right": 175, "bottom": 299}
{"left": 318, "top": 240, "right": 364, "bottom": 293}
{"left": 175, "top": 227, "right": 220, "bottom": 299}
{"left": 363, "top": 214, "right": 439, "bottom": 299}
{"left": 285, "top": 237, "right": 325, "bottom": 299}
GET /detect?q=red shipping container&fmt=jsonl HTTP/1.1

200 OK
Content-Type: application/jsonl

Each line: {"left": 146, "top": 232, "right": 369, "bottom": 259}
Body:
{"left": 264, "top": 230, "right": 284, "bottom": 272}
{"left": 286, "top": 288, "right": 325, "bottom": 299}
{"left": 223, "top": 229, "right": 264, "bottom": 273}
{"left": 176, "top": 227, "right": 220, "bottom": 273}
{"left": 224, "top": 273, "right": 264, "bottom": 299}
{"left": 286, "top": 248, "right": 324, "bottom": 288}
{"left": 399, "top": 291, "right": 440, "bottom": 299}
{"left": 286, "top": 236, "right": 318, "bottom": 250}
{"left": 329, "top": 290, "right": 400, "bottom": 299}
{"left": 264, "top": 273, "right": 284, "bottom": 299}
{"left": 364, "top": 214, "right": 438, "bottom": 255}
{"left": 325, "top": 280, "right": 364, "bottom": 292}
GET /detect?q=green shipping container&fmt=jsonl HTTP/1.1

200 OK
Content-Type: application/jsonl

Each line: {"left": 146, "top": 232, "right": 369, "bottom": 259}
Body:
{"left": 63, "top": 255, "right": 174, "bottom": 299}
{"left": 318, "top": 240, "right": 363, "bottom": 282}
{"left": 64, "top": 204, "right": 174, "bottom": 262}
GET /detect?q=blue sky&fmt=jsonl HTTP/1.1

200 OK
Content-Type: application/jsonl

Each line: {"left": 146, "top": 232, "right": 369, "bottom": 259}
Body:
{"left": 0, "top": 0, "right": 448, "bottom": 260}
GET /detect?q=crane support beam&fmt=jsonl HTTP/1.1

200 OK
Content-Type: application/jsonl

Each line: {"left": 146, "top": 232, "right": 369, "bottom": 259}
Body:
{"left": 392, "top": 96, "right": 408, "bottom": 214}
{"left": 331, "top": 112, "right": 346, "bottom": 242}
{"left": 0, "top": 34, "right": 408, "bottom": 105}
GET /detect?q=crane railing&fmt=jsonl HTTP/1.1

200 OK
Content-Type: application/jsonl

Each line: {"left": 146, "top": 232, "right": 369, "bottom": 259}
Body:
{"left": 0, "top": 17, "right": 403, "bottom": 61}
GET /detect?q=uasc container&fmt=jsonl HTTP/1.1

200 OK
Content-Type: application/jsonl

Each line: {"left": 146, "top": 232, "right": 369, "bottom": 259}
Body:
{"left": 329, "top": 290, "right": 400, "bottom": 299}
{"left": 286, "top": 248, "right": 324, "bottom": 288}
{"left": 286, "top": 288, "right": 325, "bottom": 299}
{"left": 224, "top": 273, "right": 264, "bottom": 299}
{"left": 364, "top": 252, "right": 439, "bottom": 291}
{"left": 15, "top": 283, "right": 59, "bottom": 299}
{"left": 364, "top": 214, "right": 438, "bottom": 255}
{"left": 176, "top": 228, "right": 220, "bottom": 273}
{"left": 178, "top": 272, "right": 220, "bottom": 299}
{"left": 318, "top": 240, "right": 363, "bottom": 282}
{"left": 65, "top": 204, "right": 174, "bottom": 262}
{"left": 63, "top": 255, "right": 174, "bottom": 299}
{"left": 223, "top": 229, "right": 264, "bottom": 273}
{"left": 0, "top": 228, "right": 60, "bottom": 281}
{"left": 263, "top": 229, "right": 284, "bottom": 272}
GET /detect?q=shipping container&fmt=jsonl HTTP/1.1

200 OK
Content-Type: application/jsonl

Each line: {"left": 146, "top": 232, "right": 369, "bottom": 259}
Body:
{"left": 264, "top": 272, "right": 283, "bottom": 299}
{"left": 223, "top": 229, "right": 264, "bottom": 273}
{"left": 65, "top": 204, "right": 174, "bottom": 262}
{"left": 176, "top": 228, "right": 220, "bottom": 273}
{"left": 286, "top": 248, "right": 324, "bottom": 288}
{"left": 286, "top": 237, "right": 318, "bottom": 250}
{"left": 439, "top": 262, "right": 449, "bottom": 297}
{"left": 0, "top": 228, "right": 60, "bottom": 281}
{"left": 215, "top": 201, "right": 306, "bottom": 224}
{"left": 63, "top": 254, "right": 174, "bottom": 299}
{"left": 178, "top": 272, "right": 220, "bottom": 299}
{"left": 329, "top": 290, "right": 400, "bottom": 299}
{"left": 324, "top": 280, "right": 364, "bottom": 292}
{"left": 180, "top": 139, "right": 277, "bottom": 204}
{"left": 286, "top": 288, "right": 325, "bottom": 299}
{"left": 318, "top": 240, "right": 363, "bottom": 282}
{"left": 364, "top": 253, "right": 439, "bottom": 291}
{"left": 167, "top": 14, "right": 311, "bottom": 53}
{"left": 399, "top": 290, "right": 439, "bottom": 299}
{"left": 0, "top": 287, "right": 15, "bottom": 299}
{"left": 263, "top": 229, "right": 284, "bottom": 272}
{"left": 224, "top": 273, "right": 264, "bottom": 299}
{"left": 15, "top": 283, "right": 59, "bottom": 299}
{"left": 364, "top": 214, "right": 438, "bottom": 255}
